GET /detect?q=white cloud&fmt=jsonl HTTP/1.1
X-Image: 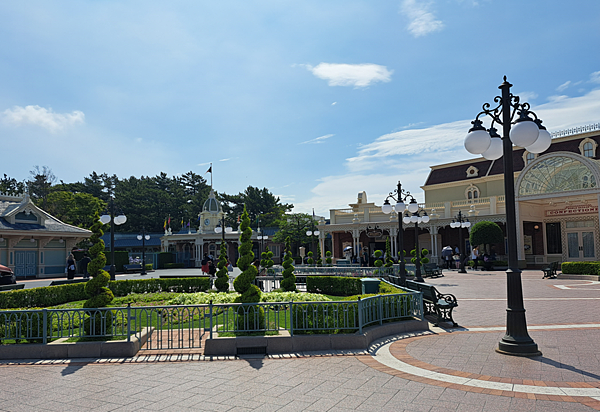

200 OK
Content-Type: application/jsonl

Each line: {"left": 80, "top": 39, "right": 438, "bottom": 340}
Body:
{"left": 296, "top": 88, "right": 600, "bottom": 216}
{"left": 2, "top": 105, "right": 84, "bottom": 133}
{"left": 516, "top": 91, "right": 538, "bottom": 102}
{"left": 332, "top": 102, "right": 337, "bottom": 106}
{"left": 556, "top": 81, "right": 571, "bottom": 92}
{"left": 300, "top": 134, "right": 334, "bottom": 145}
{"left": 400, "top": 0, "right": 444, "bottom": 38}
{"left": 305, "top": 63, "right": 393, "bottom": 88}
{"left": 590, "top": 71, "right": 600, "bottom": 84}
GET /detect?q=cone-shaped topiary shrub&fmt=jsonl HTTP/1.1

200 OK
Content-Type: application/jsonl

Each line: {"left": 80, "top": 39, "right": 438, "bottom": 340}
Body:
{"left": 233, "top": 206, "right": 263, "bottom": 330}
{"left": 374, "top": 250, "right": 383, "bottom": 268}
{"left": 214, "top": 241, "right": 230, "bottom": 292}
{"left": 316, "top": 243, "right": 322, "bottom": 266}
{"left": 326, "top": 250, "right": 332, "bottom": 266}
{"left": 281, "top": 236, "right": 296, "bottom": 291}
{"left": 385, "top": 237, "right": 393, "bottom": 267}
{"left": 260, "top": 247, "right": 274, "bottom": 271}
{"left": 83, "top": 212, "right": 115, "bottom": 335}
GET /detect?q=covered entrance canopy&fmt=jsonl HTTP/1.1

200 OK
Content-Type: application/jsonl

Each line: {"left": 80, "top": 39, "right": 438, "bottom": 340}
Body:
{"left": 516, "top": 152, "right": 600, "bottom": 264}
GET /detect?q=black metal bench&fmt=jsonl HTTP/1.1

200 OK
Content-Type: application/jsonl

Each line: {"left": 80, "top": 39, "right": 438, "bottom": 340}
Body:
{"left": 542, "top": 261, "right": 559, "bottom": 279}
{"left": 423, "top": 263, "right": 443, "bottom": 278}
{"left": 123, "top": 264, "right": 143, "bottom": 273}
{"left": 0, "top": 284, "right": 24, "bottom": 291}
{"left": 406, "top": 279, "right": 458, "bottom": 327}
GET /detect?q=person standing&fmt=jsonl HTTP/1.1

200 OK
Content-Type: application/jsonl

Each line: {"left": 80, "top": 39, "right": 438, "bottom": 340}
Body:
{"left": 66, "top": 253, "right": 77, "bottom": 280}
{"left": 471, "top": 245, "right": 480, "bottom": 270}
{"left": 80, "top": 253, "right": 91, "bottom": 279}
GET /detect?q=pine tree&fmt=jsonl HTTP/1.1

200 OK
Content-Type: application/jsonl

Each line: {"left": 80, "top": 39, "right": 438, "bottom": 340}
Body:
{"left": 316, "top": 243, "right": 322, "bottom": 266}
{"left": 83, "top": 212, "right": 114, "bottom": 335}
{"left": 280, "top": 236, "right": 296, "bottom": 291}
{"left": 385, "top": 237, "right": 393, "bottom": 267}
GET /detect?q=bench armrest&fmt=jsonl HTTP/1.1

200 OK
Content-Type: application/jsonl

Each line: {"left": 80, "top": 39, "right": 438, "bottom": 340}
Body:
{"left": 436, "top": 292, "right": 457, "bottom": 306}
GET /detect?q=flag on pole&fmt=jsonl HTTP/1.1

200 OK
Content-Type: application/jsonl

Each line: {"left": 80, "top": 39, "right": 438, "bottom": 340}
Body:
{"left": 163, "top": 219, "right": 167, "bottom": 230}
{"left": 187, "top": 220, "right": 190, "bottom": 228}
{"left": 237, "top": 215, "right": 241, "bottom": 223}
{"left": 206, "top": 166, "right": 212, "bottom": 174}
{"left": 181, "top": 217, "right": 184, "bottom": 227}
{"left": 168, "top": 216, "right": 171, "bottom": 227}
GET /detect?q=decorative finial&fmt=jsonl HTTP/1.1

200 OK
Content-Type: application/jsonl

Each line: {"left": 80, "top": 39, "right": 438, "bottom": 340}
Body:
{"left": 503, "top": 75, "right": 507, "bottom": 81}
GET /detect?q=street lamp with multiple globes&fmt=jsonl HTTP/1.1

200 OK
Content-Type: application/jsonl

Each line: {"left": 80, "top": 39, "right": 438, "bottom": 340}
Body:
{"left": 464, "top": 76, "right": 549, "bottom": 357}
{"left": 215, "top": 215, "right": 233, "bottom": 261}
{"left": 136, "top": 227, "right": 150, "bottom": 276}
{"left": 99, "top": 198, "right": 127, "bottom": 281}
{"left": 402, "top": 207, "right": 429, "bottom": 283}
{"left": 450, "top": 211, "right": 471, "bottom": 273}
{"left": 382, "top": 182, "right": 419, "bottom": 286}
{"left": 306, "top": 221, "right": 320, "bottom": 262}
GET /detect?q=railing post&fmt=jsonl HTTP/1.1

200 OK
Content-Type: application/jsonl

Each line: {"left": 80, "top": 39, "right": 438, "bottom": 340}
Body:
{"left": 42, "top": 309, "right": 47, "bottom": 344}
{"left": 379, "top": 295, "right": 383, "bottom": 325}
{"left": 358, "top": 297, "right": 363, "bottom": 334}
{"left": 127, "top": 303, "right": 131, "bottom": 342}
{"left": 209, "top": 300, "right": 213, "bottom": 340}
{"left": 289, "top": 300, "right": 294, "bottom": 337}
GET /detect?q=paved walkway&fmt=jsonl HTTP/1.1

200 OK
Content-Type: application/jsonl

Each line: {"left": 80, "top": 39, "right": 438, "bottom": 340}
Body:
{"left": 2, "top": 269, "right": 600, "bottom": 411}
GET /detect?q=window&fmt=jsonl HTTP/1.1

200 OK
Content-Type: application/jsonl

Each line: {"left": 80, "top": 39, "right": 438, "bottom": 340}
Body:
{"left": 518, "top": 155, "right": 597, "bottom": 196}
{"left": 546, "top": 222, "right": 562, "bottom": 254}
{"left": 579, "top": 138, "right": 597, "bottom": 158}
{"left": 523, "top": 151, "right": 537, "bottom": 165}
{"left": 465, "top": 184, "right": 479, "bottom": 200}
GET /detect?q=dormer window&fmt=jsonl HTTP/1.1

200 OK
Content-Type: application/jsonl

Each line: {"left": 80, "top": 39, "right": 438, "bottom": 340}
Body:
{"left": 523, "top": 151, "right": 537, "bottom": 165}
{"left": 579, "top": 138, "right": 597, "bottom": 158}
{"left": 15, "top": 211, "right": 38, "bottom": 223}
{"left": 466, "top": 166, "right": 479, "bottom": 178}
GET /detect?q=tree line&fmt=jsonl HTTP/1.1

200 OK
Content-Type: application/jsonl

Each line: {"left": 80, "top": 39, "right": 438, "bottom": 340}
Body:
{"left": 1, "top": 167, "right": 302, "bottom": 236}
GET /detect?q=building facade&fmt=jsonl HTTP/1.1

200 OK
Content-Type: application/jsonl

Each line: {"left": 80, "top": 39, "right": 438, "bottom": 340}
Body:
{"left": 160, "top": 189, "right": 281, "bottom": 266}
{"left": 0, "top": 193, "right": 91, "bottom": 278}
{"left": 320, "top": 124, "right": 600, "bottom": 267}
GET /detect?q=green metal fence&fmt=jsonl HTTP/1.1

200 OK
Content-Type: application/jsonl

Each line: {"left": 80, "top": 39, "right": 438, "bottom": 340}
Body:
{"left": 0, "top": 288, "right": 422, "bottom": 350}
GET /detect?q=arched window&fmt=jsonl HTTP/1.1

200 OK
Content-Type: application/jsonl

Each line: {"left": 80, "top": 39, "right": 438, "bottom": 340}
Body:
{"left": 579, "top": 138, "right": 597, "bottom": 158}
{"left": 465, "top": 184, "right": 479, "bottom": 200}
{"left": 523, "top": 151, "right": 537, "bottom": 165}
{"left": 518, "top": 155, "right": 597, "bottom": 195}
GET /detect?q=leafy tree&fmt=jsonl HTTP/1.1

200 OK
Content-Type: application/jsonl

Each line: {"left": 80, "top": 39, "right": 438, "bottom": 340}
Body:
{"left": 272, "top": 213, "right": 316, "bottom": 255}
{"left": 219, "top": 186, "right": 292, "bottom": 229}
{"left": 214, "top": 241, "right": 230, "bottom": 292}
{"left": 470, "top": 221, "right": 504, "bottom": 250}
{"left": 28, "top": 166, "right": 56, "bottom": 209}
{"left": 84, "top": 212, "right": 114, "bottom": 335}
{"left": 45, "top": 191, "right": 106, "bottom": 228}
{"left": 233, "top": 206, "right": 263, "bottom": 329}
{"left": 281, "top": 236, "right": 296, "bottom": 291}
{"left": 385, "top": 237, "right": 393, "bottom": 267}
{"left": 0, "top": 174, "right": 25, "bottom": 195}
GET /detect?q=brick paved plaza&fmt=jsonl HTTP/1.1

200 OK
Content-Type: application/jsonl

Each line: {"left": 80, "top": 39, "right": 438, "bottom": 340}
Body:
{"left": 2, "top": 269, "right": 600, "bottom": 411}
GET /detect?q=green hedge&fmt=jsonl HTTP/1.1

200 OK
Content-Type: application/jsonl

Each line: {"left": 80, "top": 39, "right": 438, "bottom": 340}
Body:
{"left": 157, "top": 252, "right": 175, "bottom": 269}
{"left": 106, "top": 251, "right": 129, "bottom": 272}
{"left": 561, "top": 262, "right": 600, "bottom": 275}
{"left": 165, "top": 263, "right": 185, "bottom": 269}
{"left": 306, "top": 276, "right": 361, "bottom": 296}
{"left": 0, "top": 277, "right": 210, "bottom": 309}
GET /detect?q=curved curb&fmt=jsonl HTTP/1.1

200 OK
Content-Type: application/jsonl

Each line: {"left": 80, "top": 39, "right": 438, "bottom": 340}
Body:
{"left": 359, "top": 325, "right": 600, "bottom": 410}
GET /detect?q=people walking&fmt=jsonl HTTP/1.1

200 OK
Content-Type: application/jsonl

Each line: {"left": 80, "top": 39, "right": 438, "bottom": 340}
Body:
{"left": 80, "top": 253, "right": 91, "bottom": 279}
{"left": 66, "top": 253, "right": 77, "bottom": 280}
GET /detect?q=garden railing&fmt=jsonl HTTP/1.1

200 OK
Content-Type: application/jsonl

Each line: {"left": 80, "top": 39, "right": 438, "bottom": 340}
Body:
{"left": 0, "top": 287, "right": 423, "bottom": 351}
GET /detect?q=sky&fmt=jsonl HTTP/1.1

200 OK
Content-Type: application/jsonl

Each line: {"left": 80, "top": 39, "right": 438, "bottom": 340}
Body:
{"left": 1, "top": 1, "right": 599, "bottom": 218}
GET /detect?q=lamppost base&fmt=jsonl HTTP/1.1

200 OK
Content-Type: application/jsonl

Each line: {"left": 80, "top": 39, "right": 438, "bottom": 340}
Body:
{"left": 458, "top": 268, "right": 467, "bottom": 274}
{"left": 496, "top": 341, "right": 542, "bottom": 357}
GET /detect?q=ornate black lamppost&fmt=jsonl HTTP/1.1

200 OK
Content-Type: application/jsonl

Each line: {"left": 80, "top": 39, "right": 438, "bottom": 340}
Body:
{"left": 99, "top": 198, "right": 127, "bottom": 281}
{"left": 137, "top": 227, "right": 150, "bottom": 275}
{"left": 403, "top": 205, "right": 429, "bottom": 283}
{"left": 464, "top": 76, "right": 551, "bottom": 357}
{"left": 381, "top": 181, "right": 419, "bottom": 286}
{"left": 214, "top": 215, "right": 233, "bottom": 259}
{"left": 306, "top": 215, "right": 320, "bottom": 261}
{"left": 450, "top": 211, "right": 471, "bottom": 273}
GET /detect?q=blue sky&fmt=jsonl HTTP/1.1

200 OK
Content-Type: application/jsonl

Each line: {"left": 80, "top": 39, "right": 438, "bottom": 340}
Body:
{"left": 1, "top": 1, "right": 599, "bottom": 217}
